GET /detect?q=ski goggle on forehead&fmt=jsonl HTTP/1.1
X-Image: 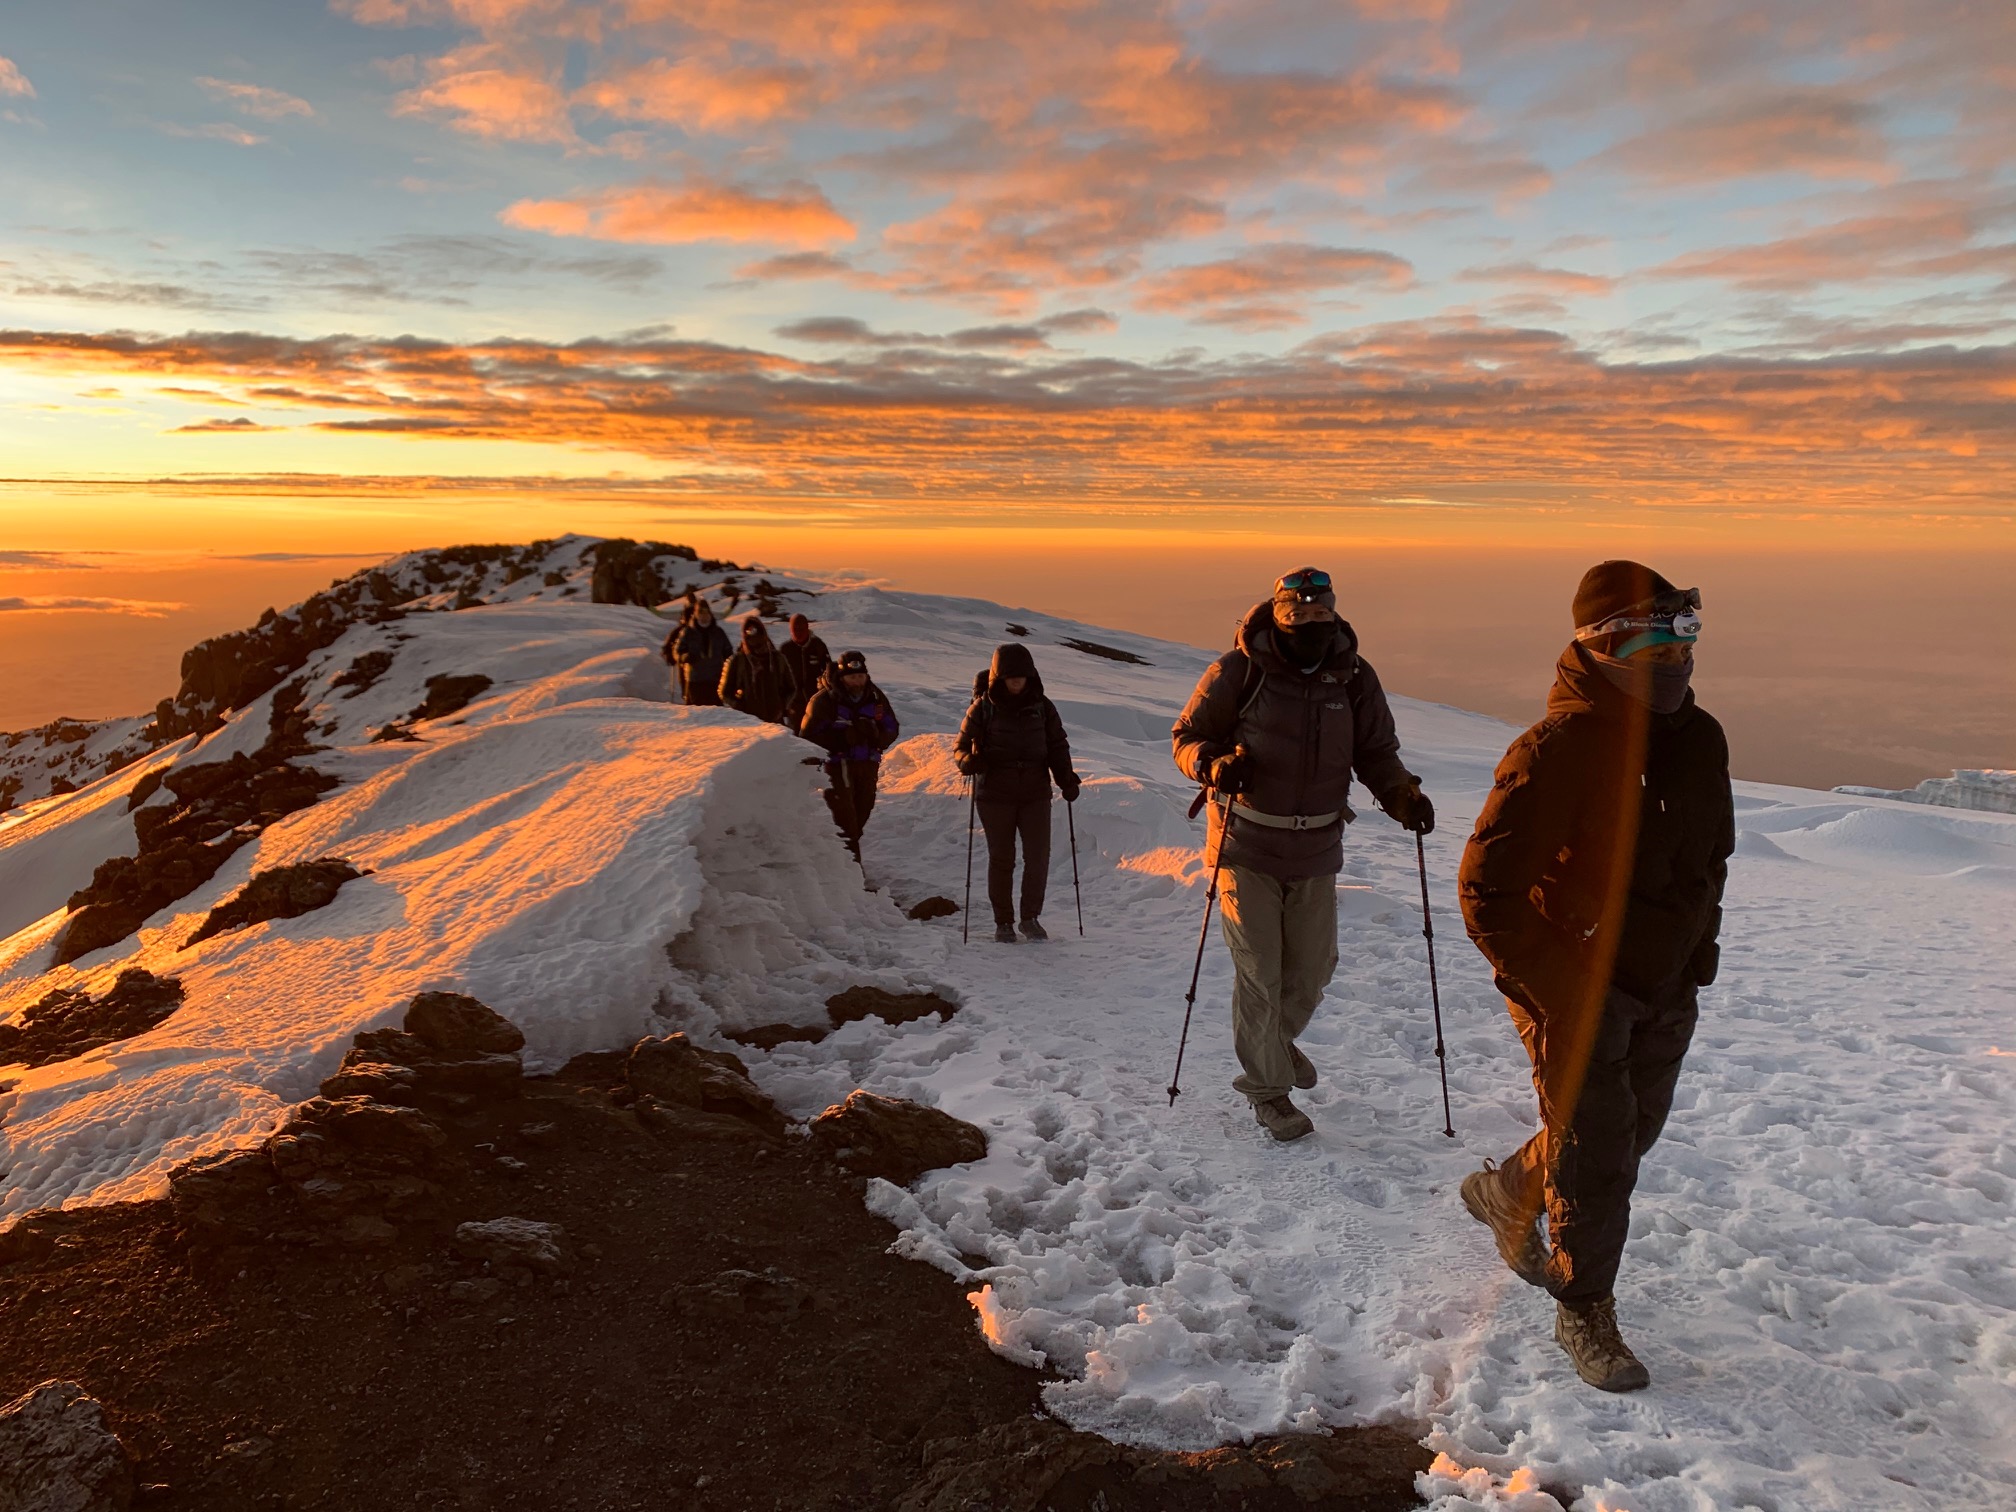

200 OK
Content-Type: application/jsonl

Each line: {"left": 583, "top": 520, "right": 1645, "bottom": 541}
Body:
{"left": 1276, "top": 567, "right": 1331, "bottom": 597}
{"left": 1574, "top": 587, "right": 1704, "bottom": 645}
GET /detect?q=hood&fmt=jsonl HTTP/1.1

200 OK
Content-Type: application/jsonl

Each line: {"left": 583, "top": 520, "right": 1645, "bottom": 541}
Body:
{"left": 987, "top": 642, "right": 1045, "bottom": 696}
{"left": 740, "top": 616, "right": 774, "bottom": 650}
{"left": 1233, "top": 600, "right": 1360, "bottom": 675}
{"left": 1546, "top": 641, "right": 1696, "bottom": 726}
{"left": 789, "top": 613, "right": 812, "bottom": 643}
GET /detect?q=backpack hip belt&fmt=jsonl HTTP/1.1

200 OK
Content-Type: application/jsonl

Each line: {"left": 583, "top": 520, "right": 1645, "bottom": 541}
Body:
{"left": 1228, "top": 801, "right": 1348, "bottom": 831}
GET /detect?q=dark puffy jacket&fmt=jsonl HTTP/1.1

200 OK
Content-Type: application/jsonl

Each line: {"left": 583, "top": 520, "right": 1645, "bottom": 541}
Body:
{"left": 1171, "top": 602, "right": 1415, "bottom": 879}
{"left": 718, "top": 639, "right": 798, "bottom": 724}
{"left": 1459, "top": 642, "right": 1734, "bottom": 1014}
{"left": 668, "top": 618, "right": 730, "bottom": 684}
{"left": 799, "top": 669, "right": 899, "bottom": 771}
{"left": 955, "top": 644, "right": 1074, "bottom": 804}
{"left": 781, "top": 635, "right": 830, "bottom": 712}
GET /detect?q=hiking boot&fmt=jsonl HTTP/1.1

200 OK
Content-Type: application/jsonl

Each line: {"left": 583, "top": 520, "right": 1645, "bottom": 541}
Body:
{"left": 993, "top": 925, "right": 1018, "bottom": 944}
{"left": 1018, "top": 918, "right": 1048, "bottom": 941}
{"left": 1460, "top": 1160, "right": 1549, "bottom": 1288}
{"left": 1253, "top": 1095, "right": 1314, "bottom": 1142}
{"left": 1554, "top": 1297, "right": 1651, "bottom": 1393}
{"left": 1290, "top": 1045, "right": 1317, "bottom": 1090}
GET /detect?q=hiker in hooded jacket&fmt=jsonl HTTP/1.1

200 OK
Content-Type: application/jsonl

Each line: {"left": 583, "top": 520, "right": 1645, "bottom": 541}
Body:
{"left": 1171, "top": 568, "right": 1433, "bottom": 1143}
{"left": 955, "top": 643, "right": 1080, "bottom": 942}
{"left": 799, "top": 649, "right": 899, "bottom": 859}
{"left": 666, "top": 597, "right": 731, "bottom": 707}
{"left": 717, "top": 614, "right": 798, "bottom": 723}
{"left": 780, "top": 613, "right": 831, "bottom": 726}
{"left": 1457, "top": 560, "right": 1733, "bottom": 1395}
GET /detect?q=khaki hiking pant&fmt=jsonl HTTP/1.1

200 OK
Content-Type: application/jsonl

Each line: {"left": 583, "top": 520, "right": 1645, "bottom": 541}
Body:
{"left": 1219, "top": 864, "right": 1338, "bottom": 1103}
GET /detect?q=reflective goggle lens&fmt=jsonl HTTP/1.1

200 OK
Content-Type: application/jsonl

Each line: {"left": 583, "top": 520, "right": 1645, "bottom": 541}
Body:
{"left": 1277, "top": 568, "right": 1331, "bottom": 592}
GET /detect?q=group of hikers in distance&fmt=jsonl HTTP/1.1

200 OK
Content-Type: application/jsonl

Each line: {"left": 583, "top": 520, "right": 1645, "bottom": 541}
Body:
{"left": 661, "top": 559, "right": 1733, "bottom": 1399}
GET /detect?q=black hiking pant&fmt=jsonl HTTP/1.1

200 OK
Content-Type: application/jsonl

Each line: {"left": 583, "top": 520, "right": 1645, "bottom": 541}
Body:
{"left": 823, "top": 760, "right": 879, "bottom": 855}
{"left": 1501, "top": 980, "right": 1698, "bottom": 1307}
{"left": 977, "top": 797, "right": 1051, "bottom": 926}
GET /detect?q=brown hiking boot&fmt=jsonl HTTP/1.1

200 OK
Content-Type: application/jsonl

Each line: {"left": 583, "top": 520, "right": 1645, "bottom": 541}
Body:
{"left": 1289, "top": 1046, "right": 1318, "bottom": 1090}
{"left": 1460, "top": 1160, "right": 1549, "bottom": 1287}
{"left": 1253, "top": 1095, "right": 1314, "bottom": 1142}
{"left": 1554, "top": 1297, "right": 1651, "bottom": 1392}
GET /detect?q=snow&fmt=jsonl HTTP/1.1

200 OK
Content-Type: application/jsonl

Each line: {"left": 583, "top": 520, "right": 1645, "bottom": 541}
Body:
{"left": 4, "top": 558, "right": 2014, "bottom": 1511}
{"left": 1838, "top": 770, "right": 2016, "bottom": 817}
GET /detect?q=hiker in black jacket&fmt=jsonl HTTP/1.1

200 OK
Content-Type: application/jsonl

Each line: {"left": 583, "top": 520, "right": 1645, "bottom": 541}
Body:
{"left": 780, "top": 613, "right": 831, "bottom": 726}
{"left": 718, "top": 615, "right": 798, "bottom": 723}
{"left": 799, "top": 650, "right": 899, "bottom": 858}
{"left": 665, "top": 598, "right": 730, "bottom": 706}
{"left": 954, "top": 643, "right": 1080, "bottom": 943}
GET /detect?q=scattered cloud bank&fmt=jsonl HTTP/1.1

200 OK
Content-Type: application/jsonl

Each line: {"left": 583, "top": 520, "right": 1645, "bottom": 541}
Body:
{"left": 0, "top": 596, "right": 186, "bottom": 617}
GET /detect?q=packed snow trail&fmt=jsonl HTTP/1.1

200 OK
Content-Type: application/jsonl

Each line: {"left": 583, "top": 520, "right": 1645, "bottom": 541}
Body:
{"left": 3, "top": 552, "right": 2012, "bottom": 1511}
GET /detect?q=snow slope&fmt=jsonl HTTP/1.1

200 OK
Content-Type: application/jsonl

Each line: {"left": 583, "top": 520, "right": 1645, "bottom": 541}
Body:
{"left": 3, "top": 557, "right": 2012, "bottom": 1511}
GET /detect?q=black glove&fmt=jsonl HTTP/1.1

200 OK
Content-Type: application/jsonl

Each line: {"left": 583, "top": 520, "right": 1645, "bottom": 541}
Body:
{"left": 1205, "top": 750, "right": 1250, "bottom": 795}
{"left": 955, "top": 751, "right": 983, "bottom": 778}
{"left": 1059, "top": 773, "right": 1081, "bottom": 803}
{"left": 1386, "top": 778, "right": 1434, "bottom": 835}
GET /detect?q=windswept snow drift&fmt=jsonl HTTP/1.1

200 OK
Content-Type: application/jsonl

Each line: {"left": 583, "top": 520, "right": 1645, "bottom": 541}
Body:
{"left": 4, "top": 550, "right": 2014, "bottom": 1512}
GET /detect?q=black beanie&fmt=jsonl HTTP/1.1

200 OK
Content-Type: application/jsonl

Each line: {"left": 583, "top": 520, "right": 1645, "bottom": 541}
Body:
{"left": 990, "top": 642, "right": 1037, "bottom": 682}
{"left": 1572, "top": 561, "right": 1677, "bottom": 631}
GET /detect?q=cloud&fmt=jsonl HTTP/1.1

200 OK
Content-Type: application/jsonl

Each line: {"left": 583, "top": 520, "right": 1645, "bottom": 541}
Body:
{"left": 1133, "top": 243, "right": 1413, "bottom": 328}
{"left": 1652, "top": 195, "right": 2016, "bottom": 292}
{"left": 503, "top": 176, "right": 854, "bottom": 247}
{"left": 1598, "top": 88, "right": 1892, "bottom": 186}
{"left": 197, "top": 77, "right": 315, "bottom": 120}
{"left": 0, "top": 264, "right": 249, "bottom": 311}
{"left": 6, "top": 319, "right": 2007, "bottom": 515}
{"left": 394, "top": 44, "right": 575, "bottom": 144}
{"left": 170, "top": 417, "right": 282, "bottom": 433}
{"left": 0, "top": 551, "right": 96, "bottom": 569}
{"left": 1459, "top": 261, "right": 1618, "bottom": 296}
{"left": 245, "top": 234, "right": 662, "bottom": 304}
{"left": 773, "top": 309, "right": 1115, "bottom": 350}
{"left": 0, "top": 55, "right": 33, "bottom": 98}
{"left": 575, "top": 56, "right": 817, "bottom": 133}
{"left": 0, "top": 596, "right": 186, "bottom": 617}
{"left": 157, "top": 121, "right": 268, "bottom": 147}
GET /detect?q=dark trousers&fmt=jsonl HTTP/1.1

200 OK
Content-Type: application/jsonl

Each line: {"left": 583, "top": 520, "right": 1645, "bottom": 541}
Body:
{"left": 976, "top": 797, "right": 1051, "bottom": 925}
{"left": 823, "top": 761, "right": 879, "bottom": 853}
{"left": 1502, "top": 981, "right": 1699, "bottom": 1307}
{"left": 678, "top": 664, "right": 721, "bottom": 706}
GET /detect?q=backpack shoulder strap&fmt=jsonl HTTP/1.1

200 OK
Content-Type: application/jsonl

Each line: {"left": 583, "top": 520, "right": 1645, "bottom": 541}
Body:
{"left": 1234, "top": 650, "right": 1265, "bottom": 719}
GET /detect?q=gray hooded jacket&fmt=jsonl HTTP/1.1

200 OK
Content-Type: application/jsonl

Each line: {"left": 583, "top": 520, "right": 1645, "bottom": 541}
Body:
{"left": 1172, "top": 602, "right": 1416, "bottom": 879}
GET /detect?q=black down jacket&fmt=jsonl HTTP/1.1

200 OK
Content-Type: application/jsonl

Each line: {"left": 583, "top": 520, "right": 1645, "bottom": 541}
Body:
{"left": 1458, "top": 642, "right": 1735, "bottom": 1014}
{"left": 954, "top": 643, "right": 1075, "bottom": 804}
{"left": 1172, "top": 602, "right": 1416, "bottom": 879}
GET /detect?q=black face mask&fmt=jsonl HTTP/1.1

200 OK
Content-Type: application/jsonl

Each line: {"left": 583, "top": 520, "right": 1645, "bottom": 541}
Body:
{"left": 1277, "top": 620, "right": 1335, "bottom": 667}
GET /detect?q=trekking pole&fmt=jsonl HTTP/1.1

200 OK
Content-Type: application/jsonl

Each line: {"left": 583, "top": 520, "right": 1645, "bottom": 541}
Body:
{"left": 1066, "top": 796, "right": 1084, "bottom": 937}
{"left": 962, "top": 777, "right": 977, "bottom": 945}
{"left": 1168, "top": 789, "right": 1231, "bottom": 1107}
{"left": 1415, "top": 830, "right": 1455, "bottom": 1138}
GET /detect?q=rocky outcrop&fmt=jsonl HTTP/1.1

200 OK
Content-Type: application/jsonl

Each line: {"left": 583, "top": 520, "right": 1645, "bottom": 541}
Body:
{"left": 406, "top": 674, "right": 492, "bottom": 723}
{"left": 808, "top": 1092, "right": 987, "bottom": 1185}
{"left": 328, "top": 650, "right": 394, "bottom": 698}
{"left": 905, "top": 896, "right": 960, "bottom": 921}
{"left": 453, "top": 1217, "right": 570, "bottom": 1276}
{"left": 0, "top": 1380, "right": 134, "bottom": 1512}
{"left": 588, "top": 538, "right": 700, "bottom": 608}
{"left": 625, "top": 1034, "right": 786, "bottom": 1139}
{"left": 183, "top": 859, "right": 364, "bottom": 947}
{"left": 827, "top": 986, "right": 958, "bottom": 1028}
{"left": 319, "top": 992, "right": 526, "bottom": 1106}
{"left": 0, "top": 970, "right": 183, "bottom": 1070}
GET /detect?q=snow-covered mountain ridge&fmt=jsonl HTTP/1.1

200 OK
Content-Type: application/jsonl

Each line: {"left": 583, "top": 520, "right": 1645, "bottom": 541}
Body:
{"left": 3, "top": 538, "right": 2013, "bottom": 1511}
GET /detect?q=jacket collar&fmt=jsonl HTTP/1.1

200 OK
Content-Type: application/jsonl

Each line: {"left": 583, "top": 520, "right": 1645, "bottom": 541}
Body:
{"left": 1234, "top": 600, "right": 1360, "bottom": 678}
{"left": 1547, "top": 641, "right": 1697, "bottom": 728}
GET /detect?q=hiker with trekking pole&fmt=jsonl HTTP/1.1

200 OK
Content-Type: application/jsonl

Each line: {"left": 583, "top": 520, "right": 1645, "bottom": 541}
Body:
{"left": 798, "top": 650, "right": 900, "bottom": 861}
{"left": 954, "top": 644, "right": 1082, "bottom": 944}
{"left": 1168, "top": 567, "right": 1435, "bottom": 1142}
{"left": 1455, "top": 561, "right": 1732, "bottom": 1394}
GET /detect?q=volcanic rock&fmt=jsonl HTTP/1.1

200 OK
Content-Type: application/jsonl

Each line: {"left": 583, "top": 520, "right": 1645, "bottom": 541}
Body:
{"left": 0, "top": 970, "right": 184, "bottom": 1069}
{"left": 905, "top": 896, "right": 960, "bottom": 921}
{"left": 825, "top": 985, "right": 957, "bottom": 1029}
{"left": 406, "top": 673, "right": 492, "bottom": 723}
{"left": 664, "top": 1267, "right": 815, "bottom": 1318}
{"left": 808, "top": 1092, "right": 987, "bottom": 1185}
{"left": 166, "top": 1149, "right": 277, "bottom": 1251}
{"left": 183, "top": 858, "right": 364, "bottom": 947}
{"left": 405, "top": 992, "right": 526, "bottom": 1058}
{"left": 57, "top": 839, "right": 249, "bottom": 965}
{"left": 0, "top": 1380, "right": 134, "bottom": 1512}
{"left": 454, "top": 1217, "right": 570, "bottom": 1276}
{"left": 624, "top": 1035, "right": 783, "bottom": 1134}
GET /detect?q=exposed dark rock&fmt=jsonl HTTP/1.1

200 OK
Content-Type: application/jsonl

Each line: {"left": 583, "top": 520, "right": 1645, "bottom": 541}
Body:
{"left": 625, "top": 1035, "right": 784, "bottom": 1135}
{"left": 368, "top": 722, "right": 422, "bottom": 744}
{"left": 318, "top": 994, "right": 526, "bottom": 1103}
{"left": 263, "top": 1096, "right": 458, "bottom": 1232}
{"left": 1005, "top": 623, "right": 1031, "bottom": 636}
{"left": 1058, "top": 636, "right": 1150, "bottom": 666}
{"left": 826, "top": 985, "right": 958, "bottom": 1028}
{"left": 405, "top": 992, "right": 526, "bottom": 1058}
{"left": 453, "top": 1217, "right": 570, "bottom": 1276}
{"left": 0, "top": 1211, "right": 79, "bottom": 1271}
{"left": 165, "top": 1149, "right": 277, "bottom": 1251}
{"left": 723, "top": 1022, "right": 831, "bottom": 1051}
{"left": 906, "top": 896, "right": 961, "bottom": 921}
{"left": 329, "top": 650, "right": 394, "bottom": 698}
{"left": 0, "top": 970, "right": 184, "bottom": 1069}
{"left": 897, "top": 1417, "right": 1432, "bottom": 1512}
{"left": 183, "top": 859, "right": 364, "bottom": 947}
{"left": 0, "top": 1380, "right": 134, "bottom": 1512}
{"left": 664, "top": 1267, "right": 815, "bottom": 1318}
{"left": 406, "top": 673, "right": 492, "bottom": 723}
{"left": 634, "top": 1096, "right": 783, "bottom": 1145}
{"left": 588, "top": 538, "right": 699, "bottom": 608}
{"left": 808, "top": 1092, "right": 987, "bottom": 1185}
{"left": 123, "top": 769, "right": 165, "bottom": 813}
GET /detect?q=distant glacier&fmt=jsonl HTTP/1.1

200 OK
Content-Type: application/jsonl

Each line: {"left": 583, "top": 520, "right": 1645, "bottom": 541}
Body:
{"left": 1837, "top": 768, "right": 2016, "bottom": 814}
